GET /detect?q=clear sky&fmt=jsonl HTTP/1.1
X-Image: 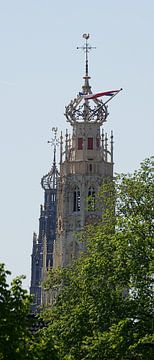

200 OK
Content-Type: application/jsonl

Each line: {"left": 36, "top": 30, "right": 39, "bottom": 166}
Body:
{"left": 0, "top": 0, "right": 153, "bottom": 289}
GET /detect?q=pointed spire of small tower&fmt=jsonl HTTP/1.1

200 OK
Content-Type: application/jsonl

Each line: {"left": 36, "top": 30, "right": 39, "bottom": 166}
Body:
{"left": 41, "top": 127, "right": 59, "bottom": 190}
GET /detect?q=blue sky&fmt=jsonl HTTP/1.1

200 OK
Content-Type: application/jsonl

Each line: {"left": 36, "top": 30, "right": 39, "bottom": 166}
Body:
{"left": 0, "top": 0, "right": 153, "bottom": 289}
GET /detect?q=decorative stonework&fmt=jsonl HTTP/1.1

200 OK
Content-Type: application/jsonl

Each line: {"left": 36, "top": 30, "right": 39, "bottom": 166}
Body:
{"left": 65, "top": 95, "right": 108, "bottom": 125}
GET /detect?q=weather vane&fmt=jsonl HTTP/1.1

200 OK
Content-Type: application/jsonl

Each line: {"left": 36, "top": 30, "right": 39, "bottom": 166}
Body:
{"left": 77, "top": 33, "right": 96, "bottom": 78}
{"left": 47, "top": 127, "right": 59, "bottom": 149}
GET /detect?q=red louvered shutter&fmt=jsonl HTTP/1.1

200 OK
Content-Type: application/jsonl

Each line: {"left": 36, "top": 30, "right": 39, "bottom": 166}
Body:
{"left": 88, "top": 137, "right": 93, "bottom": 150}
{"left": 78, "top": 138, "right": 83, "bottom": 150}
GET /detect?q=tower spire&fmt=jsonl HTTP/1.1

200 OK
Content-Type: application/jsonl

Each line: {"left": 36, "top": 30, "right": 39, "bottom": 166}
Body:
{"left": 77, "top": 33, "right": 96, "bottom": 93}
{"left": 41, "top": 127, "right": 59, "bottom": 191}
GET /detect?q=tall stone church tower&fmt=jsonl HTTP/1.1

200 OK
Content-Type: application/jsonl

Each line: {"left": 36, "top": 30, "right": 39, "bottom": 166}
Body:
{"left": 30, "top": 34, "right": 121, "bottom": 310}
{"left": 54, "top": 34, "right": 116, "bottom": 269}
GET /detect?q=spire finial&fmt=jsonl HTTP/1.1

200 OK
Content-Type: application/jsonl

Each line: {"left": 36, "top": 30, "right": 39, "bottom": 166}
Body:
{"left": 47, "top": 127, "right": 59, "bottom": 166}
{"left": 77, "top": 33, "right": 96, "bottom": 81}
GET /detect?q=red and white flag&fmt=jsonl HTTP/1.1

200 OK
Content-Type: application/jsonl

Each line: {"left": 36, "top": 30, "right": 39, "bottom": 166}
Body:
{"left": 79, "top": 89, "right": 122, "bottom": 100}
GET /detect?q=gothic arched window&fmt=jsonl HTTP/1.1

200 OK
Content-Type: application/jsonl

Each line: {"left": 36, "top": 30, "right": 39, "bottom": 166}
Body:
{"left": 73, "top": 186, "right": 80, "bottom": 212}
{"left": 88, "top": 186, "right": 95, "bottom": 211}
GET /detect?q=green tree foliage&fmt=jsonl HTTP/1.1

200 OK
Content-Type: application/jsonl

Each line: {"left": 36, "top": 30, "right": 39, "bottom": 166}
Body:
{"left": 0, "top": 264, "right": 32, "bottom": 359}
{"left": 40, "top": 158, "right": 154, "bottom": 359}
{"left": 0, "top": 264, "right": 36, "bottom": 359}
{"left": 0, "top": 264, "right": 58, "bottom": 360}
{"left": 29, "top": 326, "right": 59, "bottom": 360}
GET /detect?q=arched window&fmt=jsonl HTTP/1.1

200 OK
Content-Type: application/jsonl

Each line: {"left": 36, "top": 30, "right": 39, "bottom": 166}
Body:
{"left": 88, "top": 186, "right": 95, "bottom": 211}
{"left": 73, "top": 186, "right": 80, "bottom": 212}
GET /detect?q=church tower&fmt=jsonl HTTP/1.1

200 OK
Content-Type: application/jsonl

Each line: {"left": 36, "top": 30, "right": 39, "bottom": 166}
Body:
{"left": 53, "top": 34, "right": 121, "bottom": 268}
{"left": 30, "top": 128, "right": 59, "bottom": 312}
{"left": 30, "top": 34, "right": 122, "bottom": 310}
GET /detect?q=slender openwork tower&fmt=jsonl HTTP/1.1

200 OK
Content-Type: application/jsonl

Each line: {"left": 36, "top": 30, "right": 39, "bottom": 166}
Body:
{"left": 53, "top": 34, "right": 117, "bottom": 269}
{"left": 30, "top": 128, "right": 59, "bottom": 312}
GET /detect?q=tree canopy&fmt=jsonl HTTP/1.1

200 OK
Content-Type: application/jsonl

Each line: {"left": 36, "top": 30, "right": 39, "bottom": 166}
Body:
{"left": 0, "top": 264, "right": 33, "bottom": 359}
{"left": 41, "top": 158, "right": 154, "bottom": 359}
{"left": 0, "top": 158, "right": 153, "bottom": 359}
{"left": 0, "top": 265, "right": 58, "bottom": 360}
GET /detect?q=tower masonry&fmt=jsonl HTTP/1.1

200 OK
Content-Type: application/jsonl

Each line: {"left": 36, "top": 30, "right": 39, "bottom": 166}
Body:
{"left": 30, "top": 128, "right": 59, "bottom": 312}
{"left": 53, "top": 34, "right": 121, "bottom": 269}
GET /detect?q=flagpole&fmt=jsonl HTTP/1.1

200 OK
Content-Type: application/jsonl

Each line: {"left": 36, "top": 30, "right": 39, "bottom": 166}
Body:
{"left": 103, "top": 88, "right": 123, "bottom": 106}
{"left": 87, "top": 88, "right": 123, "bottom": 121}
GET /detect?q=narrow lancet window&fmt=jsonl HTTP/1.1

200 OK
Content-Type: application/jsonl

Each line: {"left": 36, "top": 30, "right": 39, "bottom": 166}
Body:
{"left": 88, "top": 186, "right": 95, "bottom": 211}
{"left": 73, "top": 186, "right": 81, "bottom": 211}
